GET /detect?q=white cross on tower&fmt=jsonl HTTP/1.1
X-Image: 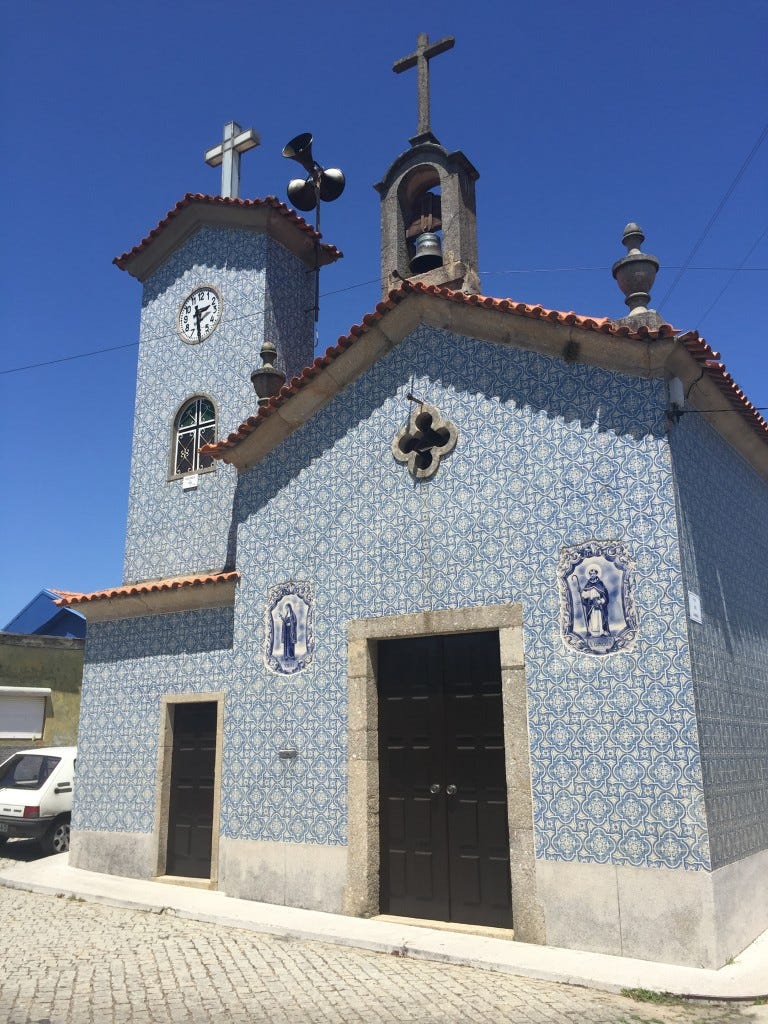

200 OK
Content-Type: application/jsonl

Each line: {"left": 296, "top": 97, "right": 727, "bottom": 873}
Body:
{"left": 204, "top": 121, "right": 261, "bottom": 199}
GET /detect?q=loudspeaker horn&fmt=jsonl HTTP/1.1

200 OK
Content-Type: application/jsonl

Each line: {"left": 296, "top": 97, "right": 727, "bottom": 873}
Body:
{"left": 282, "top": 132, "right": 317, "bottom": 175}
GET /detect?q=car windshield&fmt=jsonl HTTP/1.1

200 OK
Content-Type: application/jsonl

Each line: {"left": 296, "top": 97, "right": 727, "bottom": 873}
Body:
{"left": 0, "top": 754, "right": 61, "bottom": 791}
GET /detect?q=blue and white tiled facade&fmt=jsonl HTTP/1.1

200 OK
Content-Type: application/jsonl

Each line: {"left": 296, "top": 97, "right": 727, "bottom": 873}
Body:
{"left": 123, "top": 227, "right": 313, "bottom": 583}
{"left": 670, "top": 411, "right": 768, "bottom": 869}
{"left": 77, "top": 318, "right": 715, "bottom": 874}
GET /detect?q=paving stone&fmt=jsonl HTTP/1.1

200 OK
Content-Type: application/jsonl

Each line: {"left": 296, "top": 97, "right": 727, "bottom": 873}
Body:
{"left": 0, "top": 882, "right": 764, "bottom": 1024}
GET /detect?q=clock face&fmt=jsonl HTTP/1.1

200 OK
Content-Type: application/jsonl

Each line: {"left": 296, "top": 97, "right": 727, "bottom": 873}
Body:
{"left": 178, "top": 286, "right": 222, "bottom": 343}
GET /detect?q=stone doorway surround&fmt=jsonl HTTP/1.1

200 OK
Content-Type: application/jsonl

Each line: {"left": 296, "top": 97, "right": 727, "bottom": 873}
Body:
{"left": 153, "top": 691, "right": 225, "bottom": 887}
{"left": 343, "top": 604, "right": 545, "bottom": 944}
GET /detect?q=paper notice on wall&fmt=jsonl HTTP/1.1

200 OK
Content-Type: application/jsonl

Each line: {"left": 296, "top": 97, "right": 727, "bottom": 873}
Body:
{"left": 688, "top": 592, "right": 702, "bottom": 623}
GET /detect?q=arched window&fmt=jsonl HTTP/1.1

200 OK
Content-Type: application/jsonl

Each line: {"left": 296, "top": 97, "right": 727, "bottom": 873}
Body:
{"left": 173, "top": 397, "right": 216, "bottom": 476}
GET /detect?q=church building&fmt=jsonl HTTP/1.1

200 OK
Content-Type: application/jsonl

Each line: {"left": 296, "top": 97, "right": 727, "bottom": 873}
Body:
{"left": 58, "top": 35, "right": 768, "bottom": 969}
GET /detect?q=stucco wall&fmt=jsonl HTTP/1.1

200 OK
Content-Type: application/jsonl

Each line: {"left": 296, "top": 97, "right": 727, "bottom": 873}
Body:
{"left": 670, "top": 410, "right": 768, "bottom": 868}
{"left": 77, "top": 325, "right": 709, "bottom": 875}
{"left": 0, "top": 632, "right": 84, "bottom": 752}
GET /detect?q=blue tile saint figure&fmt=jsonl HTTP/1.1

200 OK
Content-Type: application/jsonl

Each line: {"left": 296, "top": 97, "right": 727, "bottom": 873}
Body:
{"left": 265, "top": 582, "right": 315, "bottom": 675}
{"left": 559, "top": 542, "right": 638, "bottom": 656}
{"left": 573, "top": 567, "right": 611, "bottom": 637}
{"left": 280, "top": 603, "right": 298, "bottom": 660}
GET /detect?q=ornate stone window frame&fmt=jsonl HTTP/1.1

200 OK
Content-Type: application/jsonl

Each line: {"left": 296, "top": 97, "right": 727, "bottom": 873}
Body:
{"left": 343, "top": 603, "right": 544, "bottom": 943}
{"left": 391, "top": 399, "right": 458, "bottom": 479}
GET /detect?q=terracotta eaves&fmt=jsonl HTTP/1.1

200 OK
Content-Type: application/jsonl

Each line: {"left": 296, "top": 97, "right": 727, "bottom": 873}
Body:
{"left": 52, "top": 571, "right": 240, "bottom": 623}
{"left": 202, "top": 280, "right": 767, "bottom": 478}
{"left": 114, "top": 194, "right": 343, "bottom": 282}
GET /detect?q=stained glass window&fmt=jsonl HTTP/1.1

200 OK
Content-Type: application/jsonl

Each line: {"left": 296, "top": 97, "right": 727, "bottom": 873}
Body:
{"left": 174, "top": 397, "right": 216, "bottom": 475}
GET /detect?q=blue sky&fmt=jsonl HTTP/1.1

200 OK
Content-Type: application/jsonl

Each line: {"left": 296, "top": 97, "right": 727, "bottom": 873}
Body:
{"left": 1, "top": 0, "right": 766, "bottom": 627}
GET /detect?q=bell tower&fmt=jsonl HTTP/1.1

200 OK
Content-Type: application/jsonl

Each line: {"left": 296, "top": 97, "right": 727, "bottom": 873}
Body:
{"left": 375, "top": 33, "right": 480, "bottom": 296}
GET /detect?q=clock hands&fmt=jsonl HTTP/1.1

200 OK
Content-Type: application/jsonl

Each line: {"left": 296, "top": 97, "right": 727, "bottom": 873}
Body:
{"left": 193, "top": 302, "right": 213, "bottom": 341}
{"left": 181, "top": 290, "right": 220, "bottom": 343}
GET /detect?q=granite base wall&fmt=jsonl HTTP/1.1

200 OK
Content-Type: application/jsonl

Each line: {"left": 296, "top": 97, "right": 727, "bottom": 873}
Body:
{"left": 536, "top": 848, "right": 768, "bottom": 968}
{"left": 218, "top": 838, "right": 348, "bottom": 912}
{"left": 69, "top": 829, "right": 155, "bottom": 880}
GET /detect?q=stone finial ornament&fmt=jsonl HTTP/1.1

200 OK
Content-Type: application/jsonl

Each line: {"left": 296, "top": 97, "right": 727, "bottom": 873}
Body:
{"left": 251, "top": 341, "right": 285, "bottom": 406}
{"left": 392, "top": 398, "right": 458, "bottom": 479}
{"left": 611, "top": 223, "right": 659, "bottom": 315}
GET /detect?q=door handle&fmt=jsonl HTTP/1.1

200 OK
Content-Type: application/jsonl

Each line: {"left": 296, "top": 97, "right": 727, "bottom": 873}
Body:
{"left": 446, "top": 784, "right": 457, "bottom": 795}
{"left": 429, "top": 783, "right": 441, "bottom": 794}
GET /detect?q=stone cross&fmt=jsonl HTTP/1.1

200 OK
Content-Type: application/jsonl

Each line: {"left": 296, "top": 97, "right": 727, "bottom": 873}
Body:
{"left": 393, "top": 33, "right": 455, "bottom": 138}
{"left": 204, "top": 121, "right": 260, "bottom": 199}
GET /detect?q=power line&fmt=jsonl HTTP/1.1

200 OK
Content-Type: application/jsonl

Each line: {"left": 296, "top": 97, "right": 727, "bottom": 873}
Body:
{"left": 696, "top": 225, "right": 768, "bottom": 329}
{"left": 2, "top": 261, "right": 768, "bottom": 377}
{"left": 0, "top": 342, "right": 139, "bottom": 376}
{"left": 657, "top": 121, "right": 768, "bottom": 312}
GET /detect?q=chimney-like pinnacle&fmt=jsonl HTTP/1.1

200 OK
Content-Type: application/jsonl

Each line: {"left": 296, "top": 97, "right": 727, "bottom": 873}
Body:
{"left": 251, "top": 340, "right": 286, "bottom": 406}
{"left": 611, "top": 223, "right": 667, "bottom": 330}
{"left": 612, "top": 222, "right": 659, "bottom": 315}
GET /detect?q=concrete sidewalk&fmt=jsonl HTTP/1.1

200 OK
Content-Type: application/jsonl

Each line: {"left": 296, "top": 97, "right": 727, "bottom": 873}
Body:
{"left": 1, "top": 853, "right": 766, "bottom": 1002}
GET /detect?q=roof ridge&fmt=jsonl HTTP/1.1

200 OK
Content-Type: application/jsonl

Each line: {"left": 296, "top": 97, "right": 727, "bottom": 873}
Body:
{"left": 55, "top": 570, "right": 240, "bottom": 607}
{"left": 204, "top": 282, "right": 700, "bottom": 458}
{"left": 114, "top": 194, "right": 343, "bottom": 270}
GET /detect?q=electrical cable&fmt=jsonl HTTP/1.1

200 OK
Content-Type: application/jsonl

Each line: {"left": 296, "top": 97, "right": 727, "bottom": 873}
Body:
{"left": 696, "top": 226, "right": 768, "bottom": 329}
{"left": 1, "top": 260, "right": 767, "bottom": 376}
{"left": 657, "top": 121, "right": 768, "bottom": 312}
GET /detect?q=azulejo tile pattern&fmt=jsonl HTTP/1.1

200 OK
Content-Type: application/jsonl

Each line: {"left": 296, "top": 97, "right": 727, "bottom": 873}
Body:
{"left": 670, "top": 410, "right": 768, "bottom": 869}
{"left": 124, "top": 226, "right": 313, "bottom": 584}
{"left": 78, "top": 322, "right": 710, "bottom": 871}
{"left": 73, "top": 607, "right": 235, "bottom": 834}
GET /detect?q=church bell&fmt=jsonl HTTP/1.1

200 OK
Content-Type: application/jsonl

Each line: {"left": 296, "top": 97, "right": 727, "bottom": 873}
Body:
{"left": 410, "top": 231, "right": 443, "bottom": 273}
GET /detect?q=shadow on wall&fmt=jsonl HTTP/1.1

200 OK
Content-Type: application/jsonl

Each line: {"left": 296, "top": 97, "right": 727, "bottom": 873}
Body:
{"left": 225, "top": 326, "right": 667, "bottom": 562}
{"left": 84, "top": 605, "right": 235, "bottom": 664}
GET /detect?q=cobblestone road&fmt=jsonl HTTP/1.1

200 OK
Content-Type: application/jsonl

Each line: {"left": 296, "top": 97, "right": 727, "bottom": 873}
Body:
{"left": 1, "top": 844, "right": 765, "bottom": 1024}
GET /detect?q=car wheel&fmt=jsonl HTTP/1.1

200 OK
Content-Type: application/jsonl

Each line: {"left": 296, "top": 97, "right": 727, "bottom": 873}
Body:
{"left": 42, "top": 817, "right": 70, "bottom": 855}
{"left": 0, "top": 836, "right": 7, "bottom": 848}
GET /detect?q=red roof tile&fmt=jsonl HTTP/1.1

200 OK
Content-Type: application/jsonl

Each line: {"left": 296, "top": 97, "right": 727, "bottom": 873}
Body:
{"left": 114, "top": 194, "right": 342, "bottom": 270}
{"left": 203, "top": 280, "right": 701, "bottom": 457}
{"left": 53, "top": 571, "right": 240, "bottom": 607}
{"left": 677, "top": 331, "right": 768, "bottom": 436}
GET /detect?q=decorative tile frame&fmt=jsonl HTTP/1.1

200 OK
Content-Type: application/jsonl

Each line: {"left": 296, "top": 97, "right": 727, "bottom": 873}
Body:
{"left": 558, "top": 540, "right": 638, "bottom": 657}
{"left": 264, "top": 580, "right": 315, "bottom": 676}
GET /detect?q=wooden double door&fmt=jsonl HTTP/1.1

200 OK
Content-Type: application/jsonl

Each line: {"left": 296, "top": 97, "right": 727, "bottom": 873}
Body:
{"left": 166, "top": 701, "right": 217, "bottom": 879}
{"left": 378, "top": 631, "right": 512, "bottom": 928}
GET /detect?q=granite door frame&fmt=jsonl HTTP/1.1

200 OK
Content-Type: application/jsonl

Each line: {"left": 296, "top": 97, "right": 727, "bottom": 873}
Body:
{"left": 343, "top": 604, "right": 544, "bottom": 943}
{"left": 153, "top": 691, "right": 225, "bottom": 887}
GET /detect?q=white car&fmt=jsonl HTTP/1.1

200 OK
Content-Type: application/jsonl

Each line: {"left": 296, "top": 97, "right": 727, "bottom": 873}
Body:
{"left": 0, "top": 746, "right": 76, "bottom": 855}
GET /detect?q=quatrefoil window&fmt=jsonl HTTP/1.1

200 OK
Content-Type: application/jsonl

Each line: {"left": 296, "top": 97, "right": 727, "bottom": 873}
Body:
{"left": 392, "top": 400, "right": 458, "bottom": 479}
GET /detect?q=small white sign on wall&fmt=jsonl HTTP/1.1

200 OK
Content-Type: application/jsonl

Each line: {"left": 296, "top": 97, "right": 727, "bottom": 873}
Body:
{"left": 688, "top": 591, "right": 702, "bottom": 624}
{"left": 182, "top": 474, "right": 199, "bottom": 490}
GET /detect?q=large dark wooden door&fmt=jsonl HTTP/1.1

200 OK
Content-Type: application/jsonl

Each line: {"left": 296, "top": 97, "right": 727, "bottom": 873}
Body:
{"left": 378, "top": 631, "right": 512, "bottom": 927}
{"left": 166, "top": 701, "right": 217, "bottom": 879}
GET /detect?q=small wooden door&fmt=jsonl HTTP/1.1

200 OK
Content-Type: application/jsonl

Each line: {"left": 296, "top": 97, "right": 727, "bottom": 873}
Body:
{"left": 166, "top": 701, "right": 217, "bottom": 879}
{"left": 378, "top": 631, "right": 512, "bottom": 927}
